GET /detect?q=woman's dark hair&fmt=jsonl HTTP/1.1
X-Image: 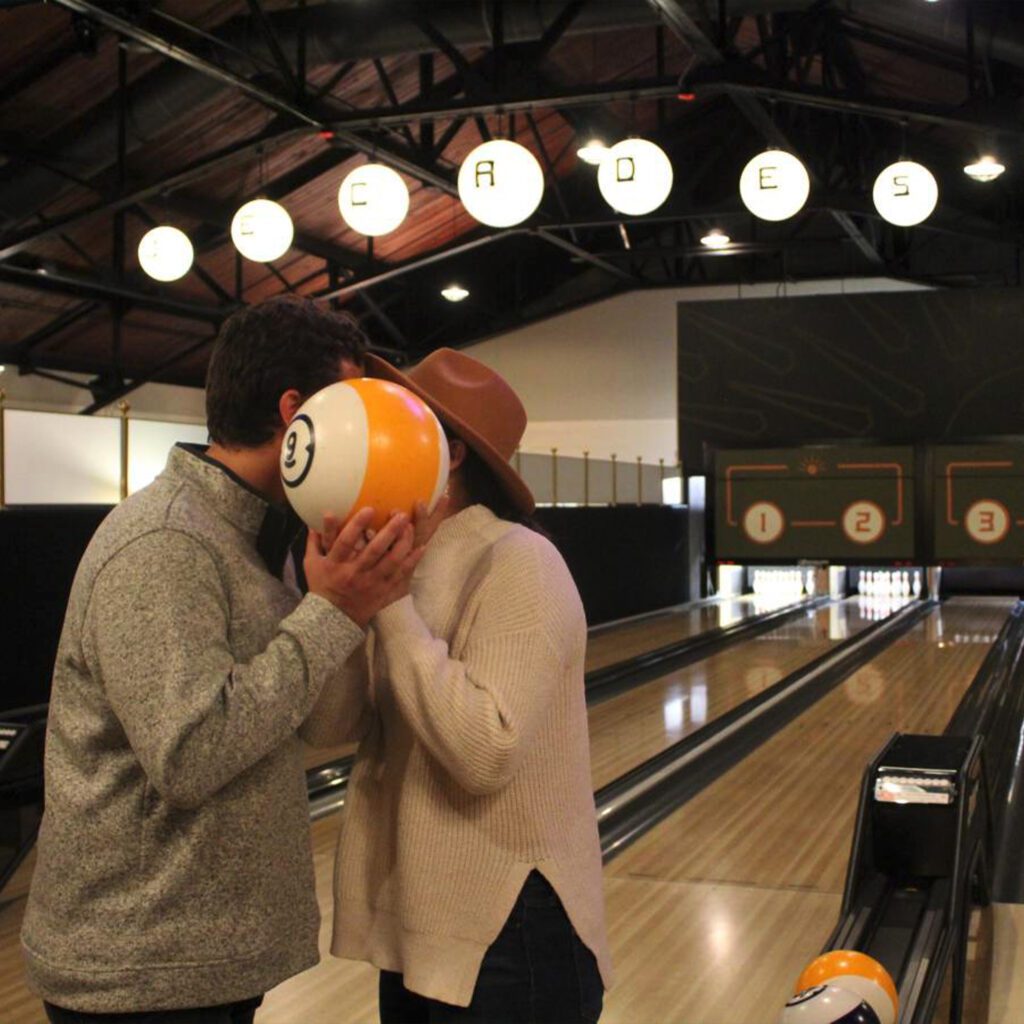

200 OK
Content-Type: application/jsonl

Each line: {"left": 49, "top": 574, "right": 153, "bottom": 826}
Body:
{"left": 206, "top": 296, "right": 369, "bottom": 447}
{"left": 455, "top": 441, "right": 549, "bottom": 537}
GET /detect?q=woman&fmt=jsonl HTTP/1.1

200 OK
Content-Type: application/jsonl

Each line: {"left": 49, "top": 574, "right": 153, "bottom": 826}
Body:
{"left": 305, "top": 348, "right": 611, "bottom": 1023}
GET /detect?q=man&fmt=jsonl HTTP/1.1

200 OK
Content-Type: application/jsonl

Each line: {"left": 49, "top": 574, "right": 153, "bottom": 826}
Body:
{"left": 22, "top": 297, "right": 419, "bottom": 1023}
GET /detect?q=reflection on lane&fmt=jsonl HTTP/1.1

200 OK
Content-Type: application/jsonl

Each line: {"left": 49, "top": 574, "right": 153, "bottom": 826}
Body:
{"left": 597, "top": 599, "right": 1015, "bottom": 1024}
{"left": 586, "top": 592, "right": 812, "bottom": 674}
{"left": 588, "top": 597, "right": 910, "bottom": 790}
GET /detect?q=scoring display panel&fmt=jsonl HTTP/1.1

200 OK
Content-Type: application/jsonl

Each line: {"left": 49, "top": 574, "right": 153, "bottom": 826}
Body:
{"left": 933, "top": 444, "right": 1024, "bottom": 560}
{"left": 715, "top": 446, "right": 916, "bottom": 561}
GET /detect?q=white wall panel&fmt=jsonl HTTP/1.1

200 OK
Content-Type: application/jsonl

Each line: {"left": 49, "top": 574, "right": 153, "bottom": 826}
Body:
{"left": 128, "top": 420, "right": 209, "bottom": 495}
{"left": 5, "top": 410, "right": 120, "bottom": 504}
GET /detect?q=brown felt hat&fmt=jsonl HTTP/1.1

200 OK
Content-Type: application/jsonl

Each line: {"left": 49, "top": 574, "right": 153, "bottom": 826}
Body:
{"left": 365, "top": 349, "right": 535, "bottom": 516}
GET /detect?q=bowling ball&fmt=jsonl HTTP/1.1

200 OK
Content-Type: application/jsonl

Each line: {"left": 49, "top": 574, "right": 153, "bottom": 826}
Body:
{"left": 779, "top": 985, "right": 882, "bottom": 1023}
{"left": 796, "top": 951, "right": 897, "bottom": 1024}
{"left": 281, "top": 378, "right": 449, "bottom": 533}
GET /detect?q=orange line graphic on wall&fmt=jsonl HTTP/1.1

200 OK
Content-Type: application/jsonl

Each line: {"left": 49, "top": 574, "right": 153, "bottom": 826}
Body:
{"left": 725, "top": 464, "right": 788, "bottom": 526}
{"left": 836, "top": 463, "right": 905, "bottom": 526}
{"left": 944, "top": 461, "right": 1014, "bottom": 525}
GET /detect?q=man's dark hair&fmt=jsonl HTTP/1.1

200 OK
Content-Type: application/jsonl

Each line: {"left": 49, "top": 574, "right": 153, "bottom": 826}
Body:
{"left": 206, "top": 296, "right": 368, "bottom": 447}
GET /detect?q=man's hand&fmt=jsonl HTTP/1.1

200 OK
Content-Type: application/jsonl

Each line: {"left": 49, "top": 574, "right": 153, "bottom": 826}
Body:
{"left": 304, "top": 508, "right": 423, "bottom": 628}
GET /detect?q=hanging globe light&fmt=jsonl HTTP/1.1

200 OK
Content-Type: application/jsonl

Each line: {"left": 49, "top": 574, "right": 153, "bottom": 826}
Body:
{"left": 230, "top": 198, "right": 294, "bottom": 262}
{"left": 457, "top": 139, "right": 545, "bottom": 228}
{"left": 338, "top": 163, "right": 410, "bottom": 236}
{"left": 872, "top": 160, "right": 938, "bottom": 226}
{"left": 137, "top": 225, "right": 194, "bottom": 282}
{"left": 597, "top": 138, "right": 673, "bottom": 216}
{"left": 739, "top": 150, "right": 810, "bottom": 221}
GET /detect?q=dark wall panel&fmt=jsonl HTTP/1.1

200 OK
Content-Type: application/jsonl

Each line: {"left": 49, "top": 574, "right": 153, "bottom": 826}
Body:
{"left": 678, "top": 287, "right": 1024, "bottom": 470}
{"left": 6, "top": 504, "right": 689, "bottom": 712}
{"left": 537, "top": 506, "right": 690, "bottom": 626}
{"left": 3, "top": 506, "right": 111, "bottom": 712}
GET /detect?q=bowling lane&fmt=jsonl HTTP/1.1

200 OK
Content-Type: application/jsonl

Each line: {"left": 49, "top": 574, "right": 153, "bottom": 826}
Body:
{"left": 303, "top": 592, "right": 800, "bottom": 774}
{"left": 601, "top": 597, "right": 1014, "bottom": 1024}
{"left": 585, "top": 594, "right": 778, "bottom": 673}
{"left": 589, "top": 596, "right": 889, "bottom": 789}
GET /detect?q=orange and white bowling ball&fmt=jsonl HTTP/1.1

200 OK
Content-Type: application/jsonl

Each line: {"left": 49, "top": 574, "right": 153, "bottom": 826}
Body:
{"left": 795, "top": 951, "right": 897, "bottom": 1024}
{"left": 281, "top": 378, "right": 449, "bottom": 533}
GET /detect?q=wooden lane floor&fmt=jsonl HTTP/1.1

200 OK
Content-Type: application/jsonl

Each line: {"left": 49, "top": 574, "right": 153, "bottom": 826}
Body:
{"left": 585, "top": 595, "right": 769, "bottom": 673}
{"left": 589, "top": 597, "right": 886, "bottom": 789}
{"left": 299, "top": 596, "right": 779, "bottom": 775}
{"left": 0, "top": 598, "right": 1019, "bottom": 1019}
{"left": 601, "top": 597, "right": 1014, "bottom": 1024}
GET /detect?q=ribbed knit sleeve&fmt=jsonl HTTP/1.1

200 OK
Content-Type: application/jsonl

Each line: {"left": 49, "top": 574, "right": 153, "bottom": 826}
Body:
{"left": 373, "top": 538, "right": 568, "bottom": 796}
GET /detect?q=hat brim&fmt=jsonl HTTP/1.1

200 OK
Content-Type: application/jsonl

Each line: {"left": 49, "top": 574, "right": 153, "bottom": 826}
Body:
{"left": 365, "top": 352, "right": 536, "bottom": 516}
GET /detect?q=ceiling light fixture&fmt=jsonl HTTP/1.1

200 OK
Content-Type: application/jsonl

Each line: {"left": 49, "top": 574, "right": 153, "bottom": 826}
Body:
{"left": 137, "top": 225, "right": 194, "bottom": 282}
{"left": 739, "top": 149, "right": 811, "bottom": 221}
{"left": 338, "top": 163, "right": 410, "bottom": 236}
{"left": 441, "top": 284, "right": 469, "bottom": 302}
{"left": 872, "top": 160, "right": 939, "bottom": 226}
{"left": 964, "top": 155, "right": 1006, "bottom": 183}
{"left": 230, "top": 198, "right": 294, "bottom": 262}
{"left": 597, "top": 138, "right": 674, "bottom": 215}
{"left": 576, "top": 138, "right": 608, "bottom": 165}
{"left": 458, "top": 140, "right": 544, "bottom": 227}
{"left": 700, "top": 229, "right": 731, "bottom": 249}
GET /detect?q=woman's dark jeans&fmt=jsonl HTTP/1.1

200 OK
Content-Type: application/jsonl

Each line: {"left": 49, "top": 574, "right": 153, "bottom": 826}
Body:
{"left": 379, "top": 871, "right": 603, "bottom": 1023}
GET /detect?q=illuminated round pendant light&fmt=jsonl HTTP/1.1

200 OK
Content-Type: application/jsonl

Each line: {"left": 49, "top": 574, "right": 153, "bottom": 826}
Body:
{"left": 457, "top": 140, "right": 545, "bottom": 228}
{"left": 230, "top": 198, "right": 294, "bottom": 262}
{"left": 964, "top": 155, "right": 1006, "bottom": 183}
{"left": 137, "top": 225, "right": 194, "bottom": 282}
{"left": 338, "top": 163, "right": 410, "bottom": 236}
{"left": 872, "top": 160, "right": 938, "bottom": 226}
{"left": 441, "top": 283, "right": 469, "bottom": 302}
{"left": 597, "top": 138, "right": 673, "bottom": 215}
{"left": 739, "top": 149, "right": 810, "bottom": 221}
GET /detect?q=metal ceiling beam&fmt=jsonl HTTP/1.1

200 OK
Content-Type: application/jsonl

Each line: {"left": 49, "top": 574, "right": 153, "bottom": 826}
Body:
{"left": 0, "top": 123, "right": 307, "bottom": 264}
{"left": 79, "top": 332, "right": 217, "bottom": 415}
{"left": 688, "top": 73, "right": 1024, "bottom": 137}
{"left": 321, "top": 78, "right": 681, "bottom": 131}
{"left": 0, "top": 262, "right": 234, "bottom": 323}
{"left": 535, "top": 229, "right": 641, "bottom": 284}
{"left": 47, "top": 0, "right": 457, "bottom": 196}
{"left": 646, "top": 0, "right": 885, "bottom": 266}
{"left": 316, "top": 232, "right": 523, "bottom": 302}
{"left": 244, "top": 0, "right": 299, "bottom": 93}
{"left": 4, "top": 301, "right": 101, "bottom": 362}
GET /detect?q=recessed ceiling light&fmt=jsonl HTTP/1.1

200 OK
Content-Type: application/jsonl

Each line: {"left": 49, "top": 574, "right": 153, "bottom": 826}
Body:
{"left": 700, "top": 229, "right": 731, "bottom": 249}
{"left": 441, "top": 283, "right": 469, "bottom": 302}
{"left": 576, "top": 138, "right": 608, "bottom": 165}
{"left": 964, "top": 155, "right": 1006, "bottom": 182}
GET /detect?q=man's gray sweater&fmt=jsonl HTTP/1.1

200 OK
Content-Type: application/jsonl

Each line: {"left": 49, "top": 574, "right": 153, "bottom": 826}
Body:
{"left": 21, "top": 444, "right": 364, "bottom": 1012}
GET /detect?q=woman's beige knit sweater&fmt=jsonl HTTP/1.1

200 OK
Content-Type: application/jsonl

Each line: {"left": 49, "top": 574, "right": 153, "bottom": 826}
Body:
{"left": 304, "top": 503, "right": 612, "bottom": 1007}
